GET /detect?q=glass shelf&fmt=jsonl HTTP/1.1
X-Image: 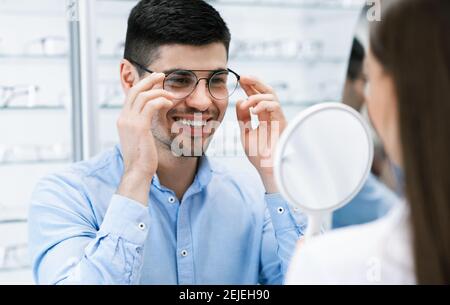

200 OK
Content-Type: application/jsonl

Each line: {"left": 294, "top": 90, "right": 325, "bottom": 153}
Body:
{"left": 97, "top": 54, "right": 345, "bottom": 64}
{"left": 0, "top": 218, "right": 27, "bottom": 225}
{"left": 0, "top": 54, "right": 67, "bottom": 60}
{"left": 207, "top": 0, "right": 362, "bottom": 10}
{"left": 0, "top": 0, "right": 65, "bottom": 17}
{"left": 97, "top": 1, "right": 362, "bottom": 11}
{"left": 0, "top": 204, "right": 28, "bottom": 224}
{"left": 98, "top": 55, "right": 122, "bottom": 61}
{"left": 230, "top": 57, "right": 346, "bottom": 64}
{"left": 0, "top": 105, "right": 66, "bottom": 111}
{"left": 100, "top": 104, "right": 122, "bottom": 110}
{"left": 0, "top": 158, "right": 70, "bottom": 166}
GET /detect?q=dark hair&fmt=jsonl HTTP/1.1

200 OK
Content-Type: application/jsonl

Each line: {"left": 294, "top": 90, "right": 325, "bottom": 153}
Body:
{"left": 370, "top": 0, "right": 450, "bottom": 284}
{"left": 124, "top": 0, "right": 231, "bottom": 75}
{"left": 346, "top": 38, "right": 365, "bottom": 81}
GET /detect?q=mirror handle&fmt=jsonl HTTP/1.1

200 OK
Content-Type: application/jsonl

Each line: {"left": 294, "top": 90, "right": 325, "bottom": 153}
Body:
{"left": 304, "top": 213, "right": 325, "bottom": 238}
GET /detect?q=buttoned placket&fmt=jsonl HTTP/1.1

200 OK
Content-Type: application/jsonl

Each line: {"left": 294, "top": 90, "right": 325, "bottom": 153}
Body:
{"left": 175, "top": 182, "right": 203, "bottom": 284}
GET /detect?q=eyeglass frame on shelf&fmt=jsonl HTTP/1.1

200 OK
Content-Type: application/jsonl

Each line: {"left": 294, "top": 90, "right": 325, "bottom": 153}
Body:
{"left": 0, "top": 243, "right": 29, "bottom": 270}
{"left": 0, "top": 144, "right": 70, "bottom": 164}
{"left": 126, "top": 58, "right": 241, "bottom": 100}
{"left": 0, "top": 85, "right": 39, "bottom": 109}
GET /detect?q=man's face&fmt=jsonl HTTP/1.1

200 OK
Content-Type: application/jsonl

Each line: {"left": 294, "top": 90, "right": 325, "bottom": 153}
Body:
{"left": 139, "top": 43, "right": 229, "bottom": 156}
{"left": 343, "top": 73, "right": 366, "bottom": 112}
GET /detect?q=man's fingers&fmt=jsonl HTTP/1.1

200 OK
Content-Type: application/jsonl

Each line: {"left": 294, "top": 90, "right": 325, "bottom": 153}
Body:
{"left": 133, "top": 89, "right": 174, "bottom": 113}
{"left": 239, "top": 75, "right": 274, "bottom": 95}
{"left": 251, "top": 101, "right": 280, "bottom": 115}
{"left": 236, "top": 99, "right": 251, "bottom": 129}
{"left": 240, "top": 83, "right": 259, "bottom": 96}
{"left": 125, "top": 72, "right": 165, "bottom": 110}
{"left": 240, "top": 94, "right": 275, "bottom": 110}
{"left": 253, "top": 101, "right": 286, "bottom": 127}
{"left": 141, "top": 97, "right": 173, "bottom": 118}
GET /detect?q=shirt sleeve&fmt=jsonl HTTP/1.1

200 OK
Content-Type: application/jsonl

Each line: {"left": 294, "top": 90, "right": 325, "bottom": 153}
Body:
{"left": 28, "top": 172, "right": 151, "bottom": 284}
{"left": 332, "top": 173, "right": 398, "bottom": 228}
{"left": 259, "top": 193, "right": 307, "bottom": 284}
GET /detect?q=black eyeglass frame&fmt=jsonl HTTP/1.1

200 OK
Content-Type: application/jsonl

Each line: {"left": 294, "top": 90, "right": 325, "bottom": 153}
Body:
{"left": 127, "top": 58, "right": 241, "bottom": 100}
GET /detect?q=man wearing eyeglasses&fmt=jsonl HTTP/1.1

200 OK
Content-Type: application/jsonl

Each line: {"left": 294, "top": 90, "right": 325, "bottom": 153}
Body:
{"left": 28, "top": 0, "right": 305, "bottom": 284}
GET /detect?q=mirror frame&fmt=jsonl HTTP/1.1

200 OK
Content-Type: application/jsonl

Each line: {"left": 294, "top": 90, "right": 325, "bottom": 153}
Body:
{"left": 274, "top": 102, "right": 374, "bottom": 214}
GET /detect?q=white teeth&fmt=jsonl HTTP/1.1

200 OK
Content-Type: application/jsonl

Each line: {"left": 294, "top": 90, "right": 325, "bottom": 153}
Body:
{"left": 177, "top": 118, "right": 207, "bottom": 127}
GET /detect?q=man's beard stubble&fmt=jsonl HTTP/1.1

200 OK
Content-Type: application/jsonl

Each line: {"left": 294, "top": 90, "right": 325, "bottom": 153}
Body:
{"left": 150, "top": 112, "right": 217, "bottom": 157}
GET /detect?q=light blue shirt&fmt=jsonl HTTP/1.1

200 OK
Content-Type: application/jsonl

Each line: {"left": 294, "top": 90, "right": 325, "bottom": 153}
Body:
{"left": 332, "top": 173, "right": 398, "bottom": 228}
{"left": 28, "top": 145, "right": 306, "bottom": 284}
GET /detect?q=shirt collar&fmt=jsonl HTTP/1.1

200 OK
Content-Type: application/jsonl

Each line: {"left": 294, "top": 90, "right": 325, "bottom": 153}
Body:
{"left": 115, "top": 143, "right": 213, "bottom": 192}
{"left": 196, "top": 155, "right": 213, "bottom": 189}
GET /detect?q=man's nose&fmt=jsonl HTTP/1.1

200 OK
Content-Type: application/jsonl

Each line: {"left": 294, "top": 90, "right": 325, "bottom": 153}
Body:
{"left": 185, "top": 79, "right": 212, "bottom": 112}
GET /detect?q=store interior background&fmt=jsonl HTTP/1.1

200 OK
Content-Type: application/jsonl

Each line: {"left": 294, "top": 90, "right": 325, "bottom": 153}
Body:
{"left": 0, "top": 0, "right": 369, "bottom": 283}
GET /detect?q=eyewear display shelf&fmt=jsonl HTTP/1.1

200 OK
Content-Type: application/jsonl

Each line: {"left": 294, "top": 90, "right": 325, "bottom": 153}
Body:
{"left": 0, "top": 0, "right": 75, "bottom": 283}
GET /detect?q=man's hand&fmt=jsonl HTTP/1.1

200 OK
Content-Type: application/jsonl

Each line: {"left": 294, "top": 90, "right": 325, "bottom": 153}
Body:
{"left": 236, "top": 76, "right": 287, "bottom": 193}
{"left": 116, "top": 73, "right": 174, "bottom": 205}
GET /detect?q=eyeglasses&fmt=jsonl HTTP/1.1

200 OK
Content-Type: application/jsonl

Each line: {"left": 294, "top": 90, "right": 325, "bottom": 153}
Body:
{"left": 229, "top": 39, "right": 324, "bottom": 60}
{"left": 0, "top": 243, "right": 29, "bottom": 271}
{"left": 0, "top": 143, "right": 69, "bottom": 164}
{"left": 127, "top": 59, "right": 240, "bottom": 100}
{"left": 0, "top": 85, "right": 39, "bottom": 108}
{"left": 23, "top": 36, "right": 67, "bottom": 56}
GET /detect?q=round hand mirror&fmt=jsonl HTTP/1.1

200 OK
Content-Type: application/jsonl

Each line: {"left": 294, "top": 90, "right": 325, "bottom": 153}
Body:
{"left": 274, "top": 103, "right": 374, "bottom": 237}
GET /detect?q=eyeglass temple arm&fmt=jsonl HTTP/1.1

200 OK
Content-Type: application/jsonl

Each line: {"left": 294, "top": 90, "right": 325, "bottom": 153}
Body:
{"left": 126, "top": 58, "right": 154, "bottom": 74}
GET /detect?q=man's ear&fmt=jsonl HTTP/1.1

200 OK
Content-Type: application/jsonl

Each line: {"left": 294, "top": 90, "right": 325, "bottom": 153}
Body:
{"left": 120, "top": 59, "right": 139, "bottom": 93}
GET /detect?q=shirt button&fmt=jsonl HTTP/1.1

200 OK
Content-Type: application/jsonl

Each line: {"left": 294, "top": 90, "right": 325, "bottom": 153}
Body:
{"left": 136, "top": 247, "right": 142, "bottom": 254}
{"left": 180, "top": 249, "right": 188, "bottom": 257}
{"left": 138, "top": 222, "right": 146, "bottom": 230}
{"left": 168, "top": 196, "right": 176, "bottom": 204}
{"left": 277, "top": 207, "right": 285, "bottom": 214}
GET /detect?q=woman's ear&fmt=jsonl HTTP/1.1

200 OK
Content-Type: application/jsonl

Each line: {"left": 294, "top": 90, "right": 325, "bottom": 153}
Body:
{"left": 120, "top": 59, "right": 139, "bottom": 93}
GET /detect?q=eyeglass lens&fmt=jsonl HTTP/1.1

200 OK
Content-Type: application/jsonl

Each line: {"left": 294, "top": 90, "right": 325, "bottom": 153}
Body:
{"left": 163, "top": 70, "right": 239, "bottom": 100}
